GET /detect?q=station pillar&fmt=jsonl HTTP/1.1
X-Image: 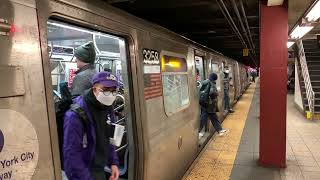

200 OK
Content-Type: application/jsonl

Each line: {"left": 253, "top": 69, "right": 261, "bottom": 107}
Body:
{"left": 259, "top": 3, "right": 288, "bottom": 168}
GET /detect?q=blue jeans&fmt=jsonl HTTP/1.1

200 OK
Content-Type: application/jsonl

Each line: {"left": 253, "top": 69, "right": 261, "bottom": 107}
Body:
{"left": 199, "top": 110, "right": 222, "bottom": 132}
{"left": 224, "top": 90, "right": 230, "bottom": 110}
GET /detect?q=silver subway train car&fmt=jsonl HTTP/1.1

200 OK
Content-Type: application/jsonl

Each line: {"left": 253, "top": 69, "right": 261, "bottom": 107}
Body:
{"left": 0, "top": 0, "right": 250, "bottom": 179}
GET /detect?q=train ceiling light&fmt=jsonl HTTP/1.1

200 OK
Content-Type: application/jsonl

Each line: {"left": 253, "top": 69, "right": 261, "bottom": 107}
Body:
{"left": 47, "top": 21, "right": 120, "bottom": 41}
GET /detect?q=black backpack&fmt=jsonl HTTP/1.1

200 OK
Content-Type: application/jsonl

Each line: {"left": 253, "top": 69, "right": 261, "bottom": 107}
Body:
{"left": 54, "top": 82, "right": 89, "bottom": 170}
{"left": 199, "top": 81, "right": 211, "bottom": 107}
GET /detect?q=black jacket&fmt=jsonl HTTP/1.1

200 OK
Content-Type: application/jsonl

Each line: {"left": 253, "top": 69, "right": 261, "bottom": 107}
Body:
{"left": 200, "top": 80, "right": 219, "bottom": 113}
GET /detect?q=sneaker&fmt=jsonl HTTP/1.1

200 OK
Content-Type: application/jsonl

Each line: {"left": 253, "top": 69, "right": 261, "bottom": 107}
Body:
{"left": 218, "top": 129, "right": 229, "bottom": 136}
{"left": 228, "top": 109, "right": 235, "bottom": 113}
{"left": 199, "top": 132, "right": 204, "bottom": 138}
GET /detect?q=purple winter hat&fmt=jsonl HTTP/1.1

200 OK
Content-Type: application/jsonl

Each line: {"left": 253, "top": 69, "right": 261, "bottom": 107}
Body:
{"left": 92, "top": 71, "right": 118, "bottom": 88}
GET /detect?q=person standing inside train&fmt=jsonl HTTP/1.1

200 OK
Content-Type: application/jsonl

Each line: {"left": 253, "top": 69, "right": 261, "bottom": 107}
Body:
{"left": 199, "top": 73, "right": 229, "bottom": 136}
{"left": 63, "top": 71, "right": 120, "bottom": 180}
{"left": 71, "top": 41, "right": 97, "bottom": 97}
{"left": 223, "top": 66, "right": 235, "bottom": 113}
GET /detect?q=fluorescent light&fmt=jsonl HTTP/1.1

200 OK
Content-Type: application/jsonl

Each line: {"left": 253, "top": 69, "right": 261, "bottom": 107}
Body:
{"left": 290, "top": 25, "right": 314, "bottom": 39}
{"left": 287, "top": 41, "right": 295, "bottom": 48}
{"left": 47, "top": 21, "right": 121, "bottom": 40}
{"left": 267, "top": 0, "right": 284, "bottom": 6}
{"left": 306, "top": 0, "right": 320, "bottom": 21}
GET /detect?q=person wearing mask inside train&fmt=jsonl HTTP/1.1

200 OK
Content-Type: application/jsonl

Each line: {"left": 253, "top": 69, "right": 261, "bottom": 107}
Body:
{"left": 199, "top": 73, "right": 229, "bottom": 136}
{"left": 64, "top": 71, "right": 120, "bottom": 180}
{"left": 71, "top": 41, "right": 97, "bottom": 97}
{"left": 223, "top": 66, "right": 235, "bottom": 113}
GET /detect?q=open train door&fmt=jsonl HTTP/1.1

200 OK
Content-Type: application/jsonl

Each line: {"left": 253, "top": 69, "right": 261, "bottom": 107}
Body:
{"left": 228, "top": 63, "right": 236, "bottom": 105}
{"left": 36, "top": 1, "right": 143, "bottom": 179}
{"left": 194, "top": 51, "right": 210, "bottom": 145}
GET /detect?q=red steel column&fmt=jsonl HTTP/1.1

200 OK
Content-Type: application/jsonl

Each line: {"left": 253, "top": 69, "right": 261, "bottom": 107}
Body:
{"left": 259, "top": 3, "right": 288, "bottom": 168}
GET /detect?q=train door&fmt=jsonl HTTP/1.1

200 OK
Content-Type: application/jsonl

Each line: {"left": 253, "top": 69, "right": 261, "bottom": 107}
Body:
{"left": 210, "top": 61, "right": 223, "bottom": 119}
{"left": 235, "top": 63, "right": 241, "bottom": 98}
{"left": 228, "top": 64, "right": 236, "bottom": 104}
{"left": 195, "top": 55, "right": 209, "bottom": 140}
{"left": 44, "top": 18, "right": 137, "bottom": 180}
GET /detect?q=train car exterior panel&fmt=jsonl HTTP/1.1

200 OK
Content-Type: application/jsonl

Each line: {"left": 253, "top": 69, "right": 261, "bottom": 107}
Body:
{"left": 0, "top": 1, "right": 56, "bottom": 179}
{"left": 142, "top": 36, "right": 199, "bottom": 180}
{"left": 0, "top": 0, "right": 252, "bottom": 179}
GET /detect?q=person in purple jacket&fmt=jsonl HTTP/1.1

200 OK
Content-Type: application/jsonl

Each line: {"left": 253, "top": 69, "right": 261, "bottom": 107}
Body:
{"left": 63, "top": 71, "right": 120, "bottom": 180}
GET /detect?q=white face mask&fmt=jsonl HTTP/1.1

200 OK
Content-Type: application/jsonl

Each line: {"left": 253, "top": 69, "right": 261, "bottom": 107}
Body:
{"left": 225, "top": 69, "right": 230, "bottom": 74}
{"left": 96, "top": 91, "right": 117, "bottom": 106}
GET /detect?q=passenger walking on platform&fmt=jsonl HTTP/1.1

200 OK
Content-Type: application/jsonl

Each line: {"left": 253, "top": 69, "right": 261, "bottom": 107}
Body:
{"left": 199, "top": 73, "right": 228, "bottom": 136}
{"left": 223, "top": 67, "right": 235, "bottom": 113}
{"left": 71, "top": 41, "right": 97, "bottom": 97}
{"left": 251, "top": 70, "right": 257, "bottom": 83}
{"left": 64, "top": 72, "right": 120, "bottom": 180}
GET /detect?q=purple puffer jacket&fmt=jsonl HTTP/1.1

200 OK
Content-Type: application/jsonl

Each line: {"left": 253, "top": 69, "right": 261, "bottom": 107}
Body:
{"left": 63, "top": 96, "right": 119, "bottom": 180}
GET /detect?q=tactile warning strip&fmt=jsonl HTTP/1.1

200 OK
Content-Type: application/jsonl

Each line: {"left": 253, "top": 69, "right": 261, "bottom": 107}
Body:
{"left": 182, "top": 83, "right": 257, "bottom": 180}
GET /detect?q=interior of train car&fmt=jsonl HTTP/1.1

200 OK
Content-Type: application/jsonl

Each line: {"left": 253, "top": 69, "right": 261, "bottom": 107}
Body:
{"left": 47, "top": 19, "right": 134, "bottom": 179}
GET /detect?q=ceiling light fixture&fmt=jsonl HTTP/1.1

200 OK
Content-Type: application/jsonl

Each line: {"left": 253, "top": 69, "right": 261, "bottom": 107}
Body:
{"left": 287, "top": 41, "right": 295, "bottom": 48}
{"left": 267, "top": 0, "right": 284, "bottom": 6}
{"left": 306, "top": 0, "right": 320, "bottom": 22}
{"left": 290, "top": 25, "right": 314, "bottom": 39}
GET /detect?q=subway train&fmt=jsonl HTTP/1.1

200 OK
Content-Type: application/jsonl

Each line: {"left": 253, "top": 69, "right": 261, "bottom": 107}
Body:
{"left": 0, "top": 0, "right": 250, "bottom": 180}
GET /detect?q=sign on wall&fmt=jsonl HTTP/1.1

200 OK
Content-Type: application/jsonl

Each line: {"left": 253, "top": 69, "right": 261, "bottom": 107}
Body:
{"left": 243, "top": 48, "right": 249, "bottom": 56}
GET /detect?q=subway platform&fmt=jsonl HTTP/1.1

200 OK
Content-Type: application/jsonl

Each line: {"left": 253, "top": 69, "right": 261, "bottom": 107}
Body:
{"left": 182, "top": 81, "right": 320, "bottom": 180}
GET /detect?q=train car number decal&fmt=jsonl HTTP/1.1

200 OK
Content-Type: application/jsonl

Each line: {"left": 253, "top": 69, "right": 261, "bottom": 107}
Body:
{"left": 143, "top": 49, "right": 162, "bottom": 100}
{"left": 143, "top": 49, "right": 159, "bottom": 65}
{"left": 143, "top": 49, "right": 160, "bottom": 74}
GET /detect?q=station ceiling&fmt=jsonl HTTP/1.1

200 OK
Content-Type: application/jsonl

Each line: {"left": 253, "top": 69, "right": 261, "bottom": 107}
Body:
{"left": 288, "top": 0, "right": 313, "bottom": 31}
{"left": 288, "top": 0, "right": 319, "bottom": 39}
{"left": 109, "top": 0, "right": 260, "bottom": 66}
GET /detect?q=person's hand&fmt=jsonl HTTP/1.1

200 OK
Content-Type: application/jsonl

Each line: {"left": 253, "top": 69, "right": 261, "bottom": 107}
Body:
{"left": 109, "top": 165, "right": 119, "bottom": 180}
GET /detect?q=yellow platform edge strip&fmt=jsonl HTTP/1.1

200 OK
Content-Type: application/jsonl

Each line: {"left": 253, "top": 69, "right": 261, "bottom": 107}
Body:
{"left": 182, "top": 83, "right": 257, "bottom": 180}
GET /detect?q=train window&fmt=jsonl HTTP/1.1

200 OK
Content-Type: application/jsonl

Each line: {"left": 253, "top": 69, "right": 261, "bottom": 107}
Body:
{"left": 229, "top": 66, "right": 234, "bottom": 86}
{"left": 211, "top": 63, "right": 221, "bottom": 91}
{"left": 161, "top": 54, "right": 189, "bottom": 115}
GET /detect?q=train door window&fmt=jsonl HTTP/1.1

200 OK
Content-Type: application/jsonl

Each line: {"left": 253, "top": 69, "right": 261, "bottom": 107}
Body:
{"left": 47, "top": 20, "right": 131, "bottom": 179}
{"left": 229, "top": 66, "right": 234, "bottom": 86}
{"left": 161, "top": 54, "right": 189, "bottom": 115}
{"left": 195, "top": 56, "right": 205, "bottom": 87}
{"left": 211, "top": 62, "right": 221, "bottom": 91}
